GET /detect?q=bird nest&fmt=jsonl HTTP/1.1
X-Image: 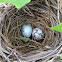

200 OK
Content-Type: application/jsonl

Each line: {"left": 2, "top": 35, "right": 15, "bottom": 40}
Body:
{"left": 0, "top": 0, "right": 62, "bottom": 62}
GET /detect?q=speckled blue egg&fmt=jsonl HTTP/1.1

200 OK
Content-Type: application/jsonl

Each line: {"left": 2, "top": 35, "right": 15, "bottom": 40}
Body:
{"left": 22, "top": 24, "right": 32, "bottom": 37}
{"left": 32, "top": 28, "right": 44, "bottom": 40}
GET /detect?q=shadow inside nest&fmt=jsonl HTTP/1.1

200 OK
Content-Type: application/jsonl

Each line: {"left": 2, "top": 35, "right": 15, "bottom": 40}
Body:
{"left": 2, "top": 0, "right": 61, "bottom": 54}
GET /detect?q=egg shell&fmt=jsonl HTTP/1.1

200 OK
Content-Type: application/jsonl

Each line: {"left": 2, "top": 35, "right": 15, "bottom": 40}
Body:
{"left": 22, "top": 24, "right": 32, "bottom": 37}
{"left": 32, "top": 28, "right": 44, "bottom": 40}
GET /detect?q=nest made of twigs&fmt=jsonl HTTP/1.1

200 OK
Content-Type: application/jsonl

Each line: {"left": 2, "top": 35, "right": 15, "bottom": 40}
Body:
{"left": 0, "top": 0, "right": 62, "bottom": 62}
{"left": 2, "top": 0, "right": 61, "bottom": 55}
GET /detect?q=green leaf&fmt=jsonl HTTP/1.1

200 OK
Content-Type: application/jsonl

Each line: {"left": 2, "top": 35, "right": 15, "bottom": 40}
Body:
{"left": 60, "top": 56, "right": 62, "bottom": 60}
{"left": 18, "top": 35, "right": 30, "bottom": 42}
{"left": 50, "top": 23, "right": 62, "bottom": 32}
{"left": 0, "top": 0, "right": 31, "bottom": 8}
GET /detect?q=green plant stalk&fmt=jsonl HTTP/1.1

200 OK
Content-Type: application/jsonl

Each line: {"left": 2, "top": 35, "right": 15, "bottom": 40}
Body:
{"left": 18, "top": 35, "right": 30, "bottom": 42}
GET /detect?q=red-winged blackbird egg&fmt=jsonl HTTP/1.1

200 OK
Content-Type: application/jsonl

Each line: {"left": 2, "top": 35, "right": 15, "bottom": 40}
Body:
{"left": 32, "top": 28, "right": 44, "bottom": 40}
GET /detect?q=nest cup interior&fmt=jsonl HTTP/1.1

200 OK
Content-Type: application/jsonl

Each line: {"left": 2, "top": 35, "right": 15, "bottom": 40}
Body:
{"left": 2, "top": 1, "right": 61, "bottom": 53}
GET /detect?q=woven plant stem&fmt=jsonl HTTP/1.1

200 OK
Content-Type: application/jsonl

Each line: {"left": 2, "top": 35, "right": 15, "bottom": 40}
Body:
{"left": 42, "top": 42, "right": 62, "bottom": 62}
{"left": 14, "top": 52, "right": 22, "bottom": 62}
{"left": 0, "top": 31, "right": 13, "bottom": 47}
{"left": 57, "top": 0, "right": 60, "bottom": 23}
{"left": 49, "top": 0, "right": 51, "bottom": 22}
{"left": 0, "top": 3, "right": 16, "bottom": 62}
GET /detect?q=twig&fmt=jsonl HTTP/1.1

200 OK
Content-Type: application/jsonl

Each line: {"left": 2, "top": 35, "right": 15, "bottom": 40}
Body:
{"left": 5, "top": 50, "right": 14, "bottom": 61}
{"left": 0, "top": 31, "right": 13, "bottom": 48}
{"left": 11, "top": 36, "right": 44, "bottom": 47}
{"left": 57, "top": 0, "right": 60, "bottom": 23}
